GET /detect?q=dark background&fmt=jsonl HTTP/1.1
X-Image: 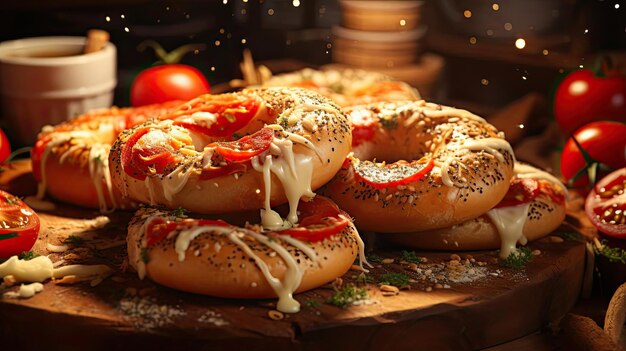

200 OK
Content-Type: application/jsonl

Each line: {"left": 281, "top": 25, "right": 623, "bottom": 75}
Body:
{"left": 0, "top": 0, "right": 624, "bottom": 113}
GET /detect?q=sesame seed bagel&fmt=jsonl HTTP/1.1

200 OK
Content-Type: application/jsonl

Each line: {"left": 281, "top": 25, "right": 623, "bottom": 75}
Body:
{"left": 384, "top": 163, "right": 568, "bottom": 258}
{"left": 109, "top": 88, "right": 351, "bottom": 229}
{"left": 263, "top": 67, "right": 420, "bottom": 107}
{"left": 30, "top": 101, "right": 182, "bottom": 212}
{"left": 127, "top": 196, "right": 363, "bottom": 313}
{"left": 321, "top": 100, "right": 515, "bottom": 233}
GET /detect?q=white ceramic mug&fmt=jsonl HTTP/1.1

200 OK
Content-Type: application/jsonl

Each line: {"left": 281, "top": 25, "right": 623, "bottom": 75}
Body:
{"left": 0, "top": 36, "right": 116, "bottom": 146}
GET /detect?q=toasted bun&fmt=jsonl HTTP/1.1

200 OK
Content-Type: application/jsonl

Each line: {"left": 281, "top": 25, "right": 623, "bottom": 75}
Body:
{"left": 127, "top": 198, "right": 362, "bottom": 313}
{"left": 110, "top": 88, "right": 351, "bottom": 217}
{"left": 31, "top": 101, "right": 181, "bottom": 212}
{"left": 383, "top": 163, "right": 568, "bottom": 255}
{"left": 322, "top": 100, "right": 515, "bottom": 233}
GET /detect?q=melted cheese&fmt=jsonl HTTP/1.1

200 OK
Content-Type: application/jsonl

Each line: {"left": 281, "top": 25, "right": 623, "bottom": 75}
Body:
{"left": 89, "top": 143, "right": 117, "bottom": 213}
{"left": 168, "top": 222, "right": 312, "bottom": 313}
{"left": 52, "top": 264, "right": 113, "bottom": 286}
{"left": 4, "top": 282, "right": 44, "bottom": 298}
{"left": 487, "top": 202, "right": 531, "bottom": 258}
{"left": 0, "top": 256, "right": 54, "bottom": 282}
{"left": 160, "top": 161, "right": 196, "bottom": 203}
{"left": 251, "top": 135, "right": 316, "bottom": 230}
{"left": 36, "top": 125, "right": 117, "bottom": 213}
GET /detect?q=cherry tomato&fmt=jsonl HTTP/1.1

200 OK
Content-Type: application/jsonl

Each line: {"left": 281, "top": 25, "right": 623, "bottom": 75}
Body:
{"left": 0, "top": 128, "right": 11, "bottom": 163}
{"left": 560, "top": 121, "right": 626, "bottom": 188}
{"left": 130, "top": 64, "right": 210, "bottom": 107}
{"left": 585, "top": 168, "right": 626, "bottom": 238}
{"left": 554, "top": 69, "right": 626, "bottom": 136}
{"left": 0, "top": 190, "right": 40, "bottom": 259}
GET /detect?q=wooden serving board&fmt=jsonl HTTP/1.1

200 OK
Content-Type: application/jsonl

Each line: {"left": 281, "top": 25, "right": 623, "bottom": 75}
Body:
{"left": 0, "top": 160, "right": 587, "bottom": 351}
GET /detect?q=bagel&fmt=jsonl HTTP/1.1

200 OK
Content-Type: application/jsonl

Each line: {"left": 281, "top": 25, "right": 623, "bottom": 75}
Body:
{"left": 30, "top": 101, "right": 182, "bottom": 212}
{"left": 321, "top": 100, "right": 515, "bottom": 232}
{"left": 127, "top": 196, "right": 364, "bottom": 313}
{"left": 384, "top": 163, "right": 568, "bottom": 258}
{"left": 263, "top": 67, "right": 420, "bottom": 107}
{"left": 109, "top": 88, "right": 351, "bottom": 229}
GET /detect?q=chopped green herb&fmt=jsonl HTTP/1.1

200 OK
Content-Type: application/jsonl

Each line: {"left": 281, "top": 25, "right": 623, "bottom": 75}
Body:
{"left": 141, "top": 247, "right": 150, "bottom": 264}
{"left": 63, "top": 235, "right": 85, "bottom": 245}
{"left": 378, "top": 273, "right": 410, "bottom": 288}
{"left": 401, "top": 250, "right": 423, "bottom": 264}
{"left": 93, "top": 154, "right": 102, "bottom": 162}
{"left": 561, "top": 232, "right": 583, "bottom": 242}
{"left": 502, "top": 247, "right": 533, "bottom": 269}
{"left": 596, "top": 240, "right": 626, "bottom": 264}
{"left": 5, "top": 196, "right": 20, "bottom": 205}
{"left": 379, "top": 115, "right": 398, "bottom": 129}
{"left": 353, "top": 272, "right": 374, "bottom": 285}
{"left": 365, "top": 253, "right": 383, "bottom": 264}
{"left": 328, "top": 284, "right": 367, "bottom": 308}
{"left": 170, "top": 207, "right": 187, "bottom": 217}
{"left": 303, "top": 299, "right": 321, "bottom": 309}
{"left": 0, "top": 232, "right": 18, "bottom": 240}
{"left": 18, "top": 251, "right": 39, "bottom": 260}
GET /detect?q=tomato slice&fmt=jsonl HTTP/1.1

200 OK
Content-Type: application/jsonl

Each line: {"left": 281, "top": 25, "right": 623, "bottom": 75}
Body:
{"left": 278, "top": 196, "right": 350, "bottom": 242}
{"left": 146, "top": 217, "right": 231, "bottom": 247}
{"left": 120, "top": 127, "right": 182, "bottom": 180}
{"left": 496, "top": 178, "right": 541, "bottom": 208}
{"left": 585, "top": 168, "right": 626, "bottom": 238}
{"left": 0, "top": 190, "right": 40, "bottom": 259}
{"left": 30, "top": 136, "right": 51, "bottom": 182}
{"left": 349, "top": 107, "right": 378, "bottom": 147}
{"left": 169, "top": 94, "right": 261, "bottom": 138}
{"left": 210, "top": 128, "right": 274, "bottom": 163}
{"left": 352, "top": 157, "right": 434, "bottom": 189}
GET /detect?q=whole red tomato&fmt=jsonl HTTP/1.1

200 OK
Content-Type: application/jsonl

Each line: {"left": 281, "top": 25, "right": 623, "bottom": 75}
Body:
{"left": 0, "top": 190, "right": 40, "bottom": 258}
{"left": 561, "top": 121, "right": 626, "bottom": 187}
{"left": 585, "top": 167, "right": 626, "bottom": 238}
{"left": 554, "top": 69, "right": 626, "bottom": 136}
{"left": 0, "top": 128, "right": 11, "bottom": 163}
{"left": 130, "top": 64, "right": 210, "bottom": 107}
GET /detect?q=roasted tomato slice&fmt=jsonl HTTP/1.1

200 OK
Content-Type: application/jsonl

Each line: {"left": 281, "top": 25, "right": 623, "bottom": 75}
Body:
{"left": 352, "top": 157, "right": 434, "bottom": 189}
{"left": 121, "top": 127, "right": 183, "bottom": 180}
{"left": 0, "top": 190, "right": 40, "bottom": 259}
{"left": 169, "top": 94, "right": 261, "bottom": 138}
{"left": 146, "top": 217, "right": 230, "bottom": 247}
{"left": 279, "top": 196, "right": 350, "bottom": 242}
{"left": 496, "top": 178, "right": 541, "bottom": 208}
{"left": 349, "top": 107, "right": 378, "bottom": 147}
{"left": 210, "top": 128, "right": 274, "bottom": 163}
{"left": 585, "top": 168, "right": 626, "bottom": 238}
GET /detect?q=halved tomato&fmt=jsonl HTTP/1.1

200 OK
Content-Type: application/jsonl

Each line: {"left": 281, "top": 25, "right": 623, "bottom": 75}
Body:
{"left": 585, "top": 168, "right": 626, "bottom": 238}
{"left": 0, "top": 190, "right": 40, "bottom": 259}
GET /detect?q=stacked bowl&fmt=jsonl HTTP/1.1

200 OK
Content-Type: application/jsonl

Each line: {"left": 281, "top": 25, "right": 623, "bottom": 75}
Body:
{"left": 332, "top": 1, "right": 443, "bottom": 98}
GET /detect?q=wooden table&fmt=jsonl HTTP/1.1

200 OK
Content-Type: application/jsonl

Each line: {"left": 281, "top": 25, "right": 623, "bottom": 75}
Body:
{"left": 0, "top": 160, "right": 588, "bottom": 350}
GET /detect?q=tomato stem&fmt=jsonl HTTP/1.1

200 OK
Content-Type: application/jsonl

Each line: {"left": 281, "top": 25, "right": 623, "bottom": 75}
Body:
{"left": 137, "top": 40, "right": 207, "bottom": 65}
{"left": 569, "top": 136, "right": 614, "bottom": 186}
